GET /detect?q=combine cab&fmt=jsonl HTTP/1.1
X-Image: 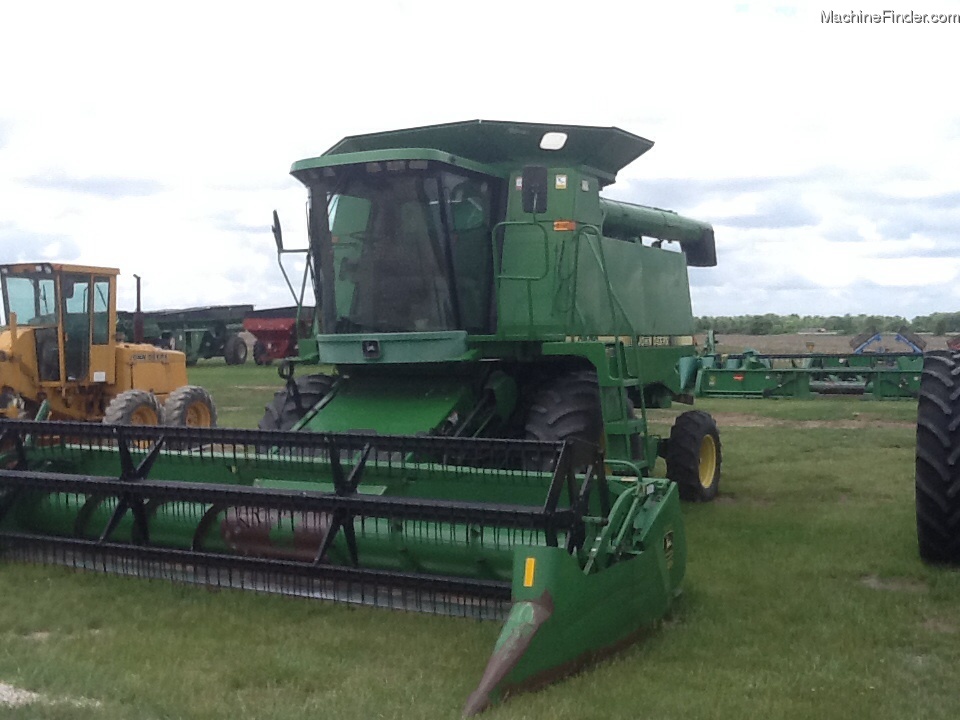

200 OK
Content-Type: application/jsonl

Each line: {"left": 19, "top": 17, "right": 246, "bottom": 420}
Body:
{"left": 1, "top": 121, "right": 719, "bottom": 714}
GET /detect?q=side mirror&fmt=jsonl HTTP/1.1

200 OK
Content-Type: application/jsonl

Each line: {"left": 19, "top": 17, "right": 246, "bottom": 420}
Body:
{"left": 272, "top": 210, "right": 283, "bottom": 252}
{"left": 521, "top": 166, "right": 549, "bottom": 214}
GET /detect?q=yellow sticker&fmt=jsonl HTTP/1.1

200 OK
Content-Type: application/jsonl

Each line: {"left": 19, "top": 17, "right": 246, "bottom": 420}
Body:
{"left": 555, "top": 174, "right": 567, "bottom": 190}
{"left": 523, "top": 557, "right": 536, "bottom": 587}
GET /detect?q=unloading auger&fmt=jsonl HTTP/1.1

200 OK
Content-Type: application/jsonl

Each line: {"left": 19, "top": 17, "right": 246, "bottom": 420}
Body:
{"left": 1, "top": 120, "right": 720, "bottom": 713}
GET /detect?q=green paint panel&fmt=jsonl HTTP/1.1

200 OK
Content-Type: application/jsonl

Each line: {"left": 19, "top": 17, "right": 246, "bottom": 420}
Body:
{"left": 302, "top": 374, "right": 475, "bottom": 435}
{"left": 315, "top": 332, "right": 472, "bottom": 365}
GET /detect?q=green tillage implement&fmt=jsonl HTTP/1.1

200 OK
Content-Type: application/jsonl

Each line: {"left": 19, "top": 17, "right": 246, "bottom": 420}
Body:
{"left": 3, "top": 120, "right": 720, "bottom": 714}
{"left": 0, "top": 420, "right": 685, "bottom": 714}
{"left": 118, "top": 305, "right": 253, "bottom": 365}
{"left": 696, "top": 351, "right": 923, "bottom": 399}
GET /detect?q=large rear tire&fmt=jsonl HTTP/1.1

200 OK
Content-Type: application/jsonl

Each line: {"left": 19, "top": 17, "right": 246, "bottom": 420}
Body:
{"left": 103, "top": 390, "right": 163, "bottom": 425}
{"left": 163, "top": 385, "right": 218, "bottom": 428}
{"left": 524, "top": 370, "right": 603, "bottom": 468}
{"left": 223, "top": 334, "right": 248, "bottom": 366}
{"left": 916, "top": 351, "right": 960, "bottom": 564}
{"left": 666, "top": 410, "right": 721, "bottom": 502}
{"left": 258, "top": 374, "right": 336, "bottom": 431}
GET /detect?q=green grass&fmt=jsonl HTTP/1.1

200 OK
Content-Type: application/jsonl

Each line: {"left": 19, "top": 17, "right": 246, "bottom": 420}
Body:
{"left": 184, "top": 360, "right": 332, "bottom": 429}
{"left": 2, "top": 374, "right": 958, "bottom": 719}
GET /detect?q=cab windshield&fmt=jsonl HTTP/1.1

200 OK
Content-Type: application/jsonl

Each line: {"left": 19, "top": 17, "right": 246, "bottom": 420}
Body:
{"left": 1, "top": 272, "right": 58, "bottom": 326}
{"left": 308, "top": 164, "right": 496, "bottom": 335}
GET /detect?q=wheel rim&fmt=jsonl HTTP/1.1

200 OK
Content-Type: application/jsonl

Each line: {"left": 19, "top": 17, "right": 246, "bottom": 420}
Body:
{"left": 183, "top": 401, "right": 212, "bottom": 427}
{"left": 698, "top": 434, "right": 717, "bottom": 489}
{"left": 130, "top": 406, "right": 159, "bottom": 425}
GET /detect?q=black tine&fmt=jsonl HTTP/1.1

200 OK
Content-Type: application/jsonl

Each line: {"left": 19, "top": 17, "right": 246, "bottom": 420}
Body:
{"left": 116, "top": 430, "right": 135, "bottom": 480}
{"left": 99, "top": 496, "right": 130, "bottom": 543}
{"left": 129, "top": 497, "right": 151, "bottom": 545}
{"left": 342, "top": 520, "right": 359, "bottom": 567}
{"left": 133, "top": 437, "right": 166, "bottom": 480}
{"left": 314, "top": 511, "right": 344, "bottom": 565}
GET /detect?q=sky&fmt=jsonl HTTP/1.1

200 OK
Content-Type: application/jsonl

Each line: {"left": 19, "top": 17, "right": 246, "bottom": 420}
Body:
{"left": 1, "top": 0, "right": 958, "bottom": 320}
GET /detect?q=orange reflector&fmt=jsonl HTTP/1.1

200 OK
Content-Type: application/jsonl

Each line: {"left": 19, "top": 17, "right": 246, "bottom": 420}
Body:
{"left": 523, "top": 557, "right": 536, "bottom": 587}
{"left": 553, "top": 220, "right": 577, "bottom": 232}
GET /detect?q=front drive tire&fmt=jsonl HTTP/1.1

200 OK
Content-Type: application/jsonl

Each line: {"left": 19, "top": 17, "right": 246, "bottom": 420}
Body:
{"left": 523, "top": 369, "right": 603, "bottom": 469}
{"left": 916, "top": 351, "right": 960, "bottom": 564}
{"left": 103, "top": 389, "right": 164, "bottom": 425}
{"left": 666, "top": 410, "right": 722, "bottom": 502}
{"left": 258, "top": 374, "right": 336, "bottom": 432}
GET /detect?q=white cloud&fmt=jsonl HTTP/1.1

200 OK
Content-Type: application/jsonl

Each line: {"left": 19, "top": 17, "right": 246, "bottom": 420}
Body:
{"left": 1, "top": 0, "right": 958, "bottom": 319}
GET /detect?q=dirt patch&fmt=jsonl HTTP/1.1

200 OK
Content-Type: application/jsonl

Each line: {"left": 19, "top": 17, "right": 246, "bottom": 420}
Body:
{"left": 860, "top": 574, "right": 928, "bottom": 593}
{"left": 0, "top": 680, "right": 101, "bottom": 709}
{"left": 0, "top": 682, "right": 40, "bottom": 707}
{"left": 712, "top": 493, "right": 774, "bottom": 507}
{"left": 922, "top": 618, "right": 957, "bottom": 634}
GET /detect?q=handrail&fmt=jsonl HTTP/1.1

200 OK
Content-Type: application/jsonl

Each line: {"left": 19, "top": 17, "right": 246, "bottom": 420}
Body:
{"left": 490, "top": 219, "right": 551, "bottom": 335}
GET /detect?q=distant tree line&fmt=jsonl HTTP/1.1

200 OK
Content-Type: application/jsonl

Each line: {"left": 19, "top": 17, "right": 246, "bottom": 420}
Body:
{"left": 695, "top": 313, "right": 960, "bottom": 336}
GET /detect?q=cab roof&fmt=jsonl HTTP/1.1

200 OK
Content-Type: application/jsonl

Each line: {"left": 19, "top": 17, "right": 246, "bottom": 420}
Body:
{"left": 296, "top": 120, "right": 655, "bottom": 186}
{"left": 0, "top": 263, "right": 119, "bottom": 276}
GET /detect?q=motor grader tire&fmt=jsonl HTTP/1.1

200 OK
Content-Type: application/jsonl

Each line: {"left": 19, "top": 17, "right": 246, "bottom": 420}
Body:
{"left": 164, "top": 385, "right": 218, "bottom": 428}
{"left": 666, "top": 410, "right": 721, "bottom": 502}
{"left": 258, "top": 374, "right": 336, "bottom": 432}
{"left": 524, "top": 369, "right": 603, "bottom": 469}
{"left": 103, "top": 390, "right": 164, "bottom": 426}
{"left": 224, "top": 334, "right": 248, "bottom": 366}
{"left": 916, "top": 351, "right": 960, "bottom": 564}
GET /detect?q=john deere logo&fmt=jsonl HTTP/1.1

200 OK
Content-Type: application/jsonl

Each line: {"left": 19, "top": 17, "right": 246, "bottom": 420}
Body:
{"left": 663, "top": 530, "right": 675, "bottom": 569}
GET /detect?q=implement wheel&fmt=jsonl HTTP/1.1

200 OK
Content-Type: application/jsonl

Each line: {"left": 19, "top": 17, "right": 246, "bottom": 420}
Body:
{"left": 224, "top": 334, "right": 248, "bottom": 365}
{"left": 103, "top": 390, "right": 163, "bottom": 425}
{"left": 164, "top": 385, "right": 218, "bottom": 428}
{"left": 253, "top": 340, "right": 273, "bottom": 366}
{"left": 666, "top": 410, "right": 721, "bottom": 502}
{"left": 524, "top": 370, "right": 603, "bottom": 468}
{"left": 258, "top": 374, "right": 336, "bottom": 431}
{"left": 916, "top": 351, "right": 960, "bottom": 564}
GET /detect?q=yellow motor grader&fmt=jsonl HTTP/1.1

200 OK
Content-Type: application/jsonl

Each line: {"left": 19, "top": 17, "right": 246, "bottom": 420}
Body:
{"left": 0, "top": 262, "right": 215, "bottom": 426}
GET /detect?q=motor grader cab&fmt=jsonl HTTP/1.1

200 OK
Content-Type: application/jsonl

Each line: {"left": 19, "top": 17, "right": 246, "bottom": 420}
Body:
{"left": 0, "top": 262, "right": 215, "bottom": 425}
{"left": 0, "top": 122, "right": 717, "bottom": 715}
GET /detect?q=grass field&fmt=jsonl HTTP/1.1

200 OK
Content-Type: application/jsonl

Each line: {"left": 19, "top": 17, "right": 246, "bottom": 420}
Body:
{"left": 2, "top": 361, "right": 959, "bottom": 719}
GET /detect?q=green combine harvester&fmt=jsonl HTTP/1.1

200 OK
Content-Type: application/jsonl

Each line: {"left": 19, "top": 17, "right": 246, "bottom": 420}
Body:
{"left": 0, "top": 120, "right": 720, "bottom": 714}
